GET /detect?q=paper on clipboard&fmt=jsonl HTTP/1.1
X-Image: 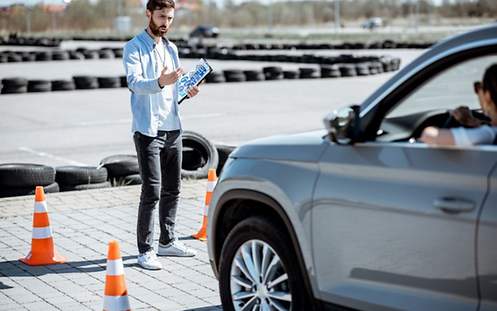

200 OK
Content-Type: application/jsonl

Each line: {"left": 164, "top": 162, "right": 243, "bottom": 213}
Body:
{"left": 177, "top": 58, "right": 213, "bottom": 104}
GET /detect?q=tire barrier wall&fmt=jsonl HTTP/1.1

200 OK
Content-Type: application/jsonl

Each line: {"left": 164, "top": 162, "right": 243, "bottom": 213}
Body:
{"left": 0, "top": 48, "right": 123, "bottom": 63}
{"left": 1, "top": 45, "right": 402, "bottom": 65}
{"left": 0, "top": 57, "right": 401, "bottom": 94}
{"left": 0, "top": 132, "right": 232, "bottom": 198}
{"left": 1, "top": 33, "right": 433, "bottom": 50}
{"left": 0, "top": 34, "right": 61, "bottom": 47}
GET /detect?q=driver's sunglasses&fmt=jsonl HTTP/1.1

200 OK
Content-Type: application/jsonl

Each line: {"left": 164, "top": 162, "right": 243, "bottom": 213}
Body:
{"left": 474, "top": 81, "right": 482, "bottom": 94}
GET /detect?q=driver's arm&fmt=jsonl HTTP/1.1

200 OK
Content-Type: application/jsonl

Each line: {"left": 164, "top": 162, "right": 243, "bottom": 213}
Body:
{"left": 419, "top": 126, "right": 456, "bottom": 146}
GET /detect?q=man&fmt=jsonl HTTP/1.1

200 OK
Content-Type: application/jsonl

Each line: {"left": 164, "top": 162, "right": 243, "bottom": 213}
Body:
{"left": 123, "top": 0, "right": 200, "bottom": 270}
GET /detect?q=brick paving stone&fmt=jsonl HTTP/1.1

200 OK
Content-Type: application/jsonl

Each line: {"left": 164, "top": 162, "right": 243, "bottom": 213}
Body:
{"left": 0, "top": 181, "right": 223, "bottom": 310}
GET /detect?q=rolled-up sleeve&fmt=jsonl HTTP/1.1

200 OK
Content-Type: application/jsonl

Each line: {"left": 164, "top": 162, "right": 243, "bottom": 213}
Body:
{"left": 451, "top": 126, "right": 496, "bottom": 146}
{"left": 123, "top": 43, "right": 162, "bottom": 95}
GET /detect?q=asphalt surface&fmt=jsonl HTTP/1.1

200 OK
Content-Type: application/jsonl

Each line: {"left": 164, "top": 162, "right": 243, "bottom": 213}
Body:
{"left": 0, "top": 44, "right": 424, "bottom": 167}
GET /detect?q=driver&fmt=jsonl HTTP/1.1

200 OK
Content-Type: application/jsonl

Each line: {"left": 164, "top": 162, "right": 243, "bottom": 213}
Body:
{"left": 420, "top": 63, "right": 497, "bottom": 146}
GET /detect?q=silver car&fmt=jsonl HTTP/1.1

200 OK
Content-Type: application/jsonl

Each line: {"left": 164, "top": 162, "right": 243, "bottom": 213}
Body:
{"left": 207, "top": 24, "right": 497, "bottom": 311}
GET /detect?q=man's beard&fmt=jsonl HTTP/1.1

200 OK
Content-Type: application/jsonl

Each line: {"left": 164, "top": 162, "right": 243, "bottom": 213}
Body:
{"left": 149, "top": 19, "right": 167, "bottom": 37}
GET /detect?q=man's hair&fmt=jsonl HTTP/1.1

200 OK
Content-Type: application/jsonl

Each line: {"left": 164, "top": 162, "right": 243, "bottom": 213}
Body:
{"left": 146, "top": 0, "right": 175, "bottom": 11}
{"left": 483, "top": 63, "right": 497, "bottom": 106}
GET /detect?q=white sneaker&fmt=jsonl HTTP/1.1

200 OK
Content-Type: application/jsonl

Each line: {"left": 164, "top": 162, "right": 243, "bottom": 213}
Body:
{"left": 137, "top": 250, "right": 162, "bottom": 270}
{"left": 157, "top": 240, "right": 197, "bottom": 257}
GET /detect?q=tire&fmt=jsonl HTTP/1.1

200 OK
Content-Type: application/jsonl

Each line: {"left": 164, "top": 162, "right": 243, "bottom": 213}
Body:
{"left": 120, "top": 75, "right": 128, "bottom": 88}
{"left": 55, "top": 166, "right": 108, "bottom": 185}
{"left": 206, "top": 71, "right": 225, "bottom": 83}
{"left": 1, "top": 78, "right": 28, "bottom": 94}
{"left": 27, "top": 80, "right": 51, "bottom": 92}
{"left": 97, "top": 77, "right": 120, "bottom": 88}
{"left": 283, "top": 70, "right": 298, "bottom": 79}
{"left": 35, "top": 51, "right": 51, "bottom": 61}
{"left": 182, "top": 147, "right": 205, "bottom": 171}
{"left": 60, "top": 181, "right": 111, "bottom": 192}
{"left": 215, "top": 144, "right": 235, "bottom": 176}
{"left": 51, "top": 79, "right": 75, "bottom": 91}
{"left": 181, "top": 130, "right": 218, "bottom": 179}
{"left": 355, "top": 63, "right": 371, "bottom": 76}
{"left": 73, "top": 75, "right": 98, "bottom": 89}
{"left": 0, "top": 182, "right": 60, "bottom": 198}
{"left": 52, "top": 51, "right": 69, "bottom": 61}
{"left": 243, "top": 70, "right": 264, "bottom": 82}
{"left": 82, "top": 50, "right": 99, "bottom": 60}
{"left": 224, "top": 72, "right": 246, "bottom": 83}
{"left": 100, "top": 154, "right": 139, "bottom": 178}
{"left": 112, "top": 48, "right": 123, "bottom": 58}
{"left": 219, "top": 217, "right": 310, "bottom": 311}
{"left": 68, "top": 51, "right": 84, "bottom": 60}
{"left": 122, "top": 174, "right": 142, "bottom": 185}
{"left": 299, "top": 67, "right": 320, "bottom": 79}
{"left": 338, "top": 64, "right": 357, "bottom": 77}
{"left": 22, "top": 53, "right": 36, "bottom": 62}
{"left": 7, "top": 53, "right": 22, "bottom": 62}
{"left": 320, "top": 66, "right": 341, "bottom": 78}
{"left": 98, "top": 49, "right": 114, "bottom": 59}
{"left": 0, "top": 163, "right": 55, "bottom": 187}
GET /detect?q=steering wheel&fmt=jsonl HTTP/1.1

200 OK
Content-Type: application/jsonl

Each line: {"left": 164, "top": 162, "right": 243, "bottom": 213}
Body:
{"left": 440, "top": 111, "right": 463, "bottom": 129}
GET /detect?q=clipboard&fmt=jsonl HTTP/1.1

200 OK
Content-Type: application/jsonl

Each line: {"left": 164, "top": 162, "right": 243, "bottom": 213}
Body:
{"left": 177, "top": 58, "right": 213, "bottom": 104}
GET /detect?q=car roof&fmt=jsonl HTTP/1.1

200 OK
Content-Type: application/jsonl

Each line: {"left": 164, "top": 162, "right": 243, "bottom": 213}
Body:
{"left": 360, "top": 23, "right": 497, "bottom": 115}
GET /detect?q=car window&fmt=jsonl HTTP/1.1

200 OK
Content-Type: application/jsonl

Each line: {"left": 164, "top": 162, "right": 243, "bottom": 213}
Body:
{"left": 385, "top": 54, "right": 497, "bottom": 118}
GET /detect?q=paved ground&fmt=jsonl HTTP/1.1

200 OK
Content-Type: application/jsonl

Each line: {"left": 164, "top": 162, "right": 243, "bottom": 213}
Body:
{"left": 0, "top": 179, "right": 223, "bottom": 310}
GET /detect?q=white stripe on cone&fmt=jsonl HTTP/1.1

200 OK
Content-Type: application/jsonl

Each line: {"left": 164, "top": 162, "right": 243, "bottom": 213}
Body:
{"left": 32, "top": 227, "right": 53, "bottom": 239}
{"left": 103, "top": 295, "right": 130, "bottom": 311}
{"left": 106, "top": 259, "right": 124, "bottom": 276}
{"left": 202, "top": 204, "right": 209, "bottom": 216}
{"left": 34, "top": 201, "right": 48, "bottom": 213}
{"left": 206, "top": 181, "right": 217, "bottom": 193}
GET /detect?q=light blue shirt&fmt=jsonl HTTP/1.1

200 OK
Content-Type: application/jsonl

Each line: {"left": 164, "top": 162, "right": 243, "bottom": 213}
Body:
{"left": 123, "top": 30, "right": 182, "bottom": 137}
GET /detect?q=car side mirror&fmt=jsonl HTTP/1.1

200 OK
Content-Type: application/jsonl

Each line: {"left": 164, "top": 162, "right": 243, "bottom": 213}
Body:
{"left": 323, "top": 105, "right": 360, "bottom": 144}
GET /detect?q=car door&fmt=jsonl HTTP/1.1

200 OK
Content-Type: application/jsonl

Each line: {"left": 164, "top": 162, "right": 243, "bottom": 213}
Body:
{"left": 477, "top": 163, "right": 497, "bottom": 311}
{"left": 312, "top": 54, "right": 497, "bottom": 311}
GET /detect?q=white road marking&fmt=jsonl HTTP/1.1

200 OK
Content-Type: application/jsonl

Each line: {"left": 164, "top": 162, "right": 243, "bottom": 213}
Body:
{"left": 18, "top": 147, "right": 88, "bottom": 166}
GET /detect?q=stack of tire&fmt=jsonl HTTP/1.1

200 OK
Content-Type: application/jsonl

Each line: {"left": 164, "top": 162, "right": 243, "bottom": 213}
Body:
{"left": 55, "top": 166, "right": 110, "bottom": 191}
{"left": 99, "top": 155, "right": 141, "bottom": 186}
{"left": 206, "top": 71, "right": 225, "bottom": 83}
{"left": 1, "top": 78, "right": 27, "bottom": 94}
{"left": 181, "top": 131, "right": 218, "bottom": 179}
{"left": 243, "top": 70, "right": 265, "bottom": 81}
{"left": 98, "top": 131, "right": 220, "bottom": 182}
{"left": 0, "top": 164, "right": 59, "bottom": 198}
{"left": 223, "top": 70, "right": 246, "bottom": 83}
{"left": 73, "top": 76, "right": 98, "bottom": 89}
{"left": 263, "top": 67, "right": 283, "bottom": 80}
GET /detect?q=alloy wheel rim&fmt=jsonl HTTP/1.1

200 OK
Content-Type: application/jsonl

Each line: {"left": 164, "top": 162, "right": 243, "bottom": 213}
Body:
{"left": 230, "top": 239, "right": 292, "bottom": 311}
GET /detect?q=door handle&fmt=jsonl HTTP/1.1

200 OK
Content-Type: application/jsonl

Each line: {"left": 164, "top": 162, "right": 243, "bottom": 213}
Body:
{"left": 433, "top": 197, "right": 475, "bottom": 214}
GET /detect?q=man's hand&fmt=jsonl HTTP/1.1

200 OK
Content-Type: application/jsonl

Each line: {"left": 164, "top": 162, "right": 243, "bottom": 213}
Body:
{"left": 450, "top": 106, "right": 481, "bottom": 127}
{"left": 186, "top": 85, "right": 199, "bottom": 99}
{"left": 158, "top": 66, "right": 183, "bottom": 88}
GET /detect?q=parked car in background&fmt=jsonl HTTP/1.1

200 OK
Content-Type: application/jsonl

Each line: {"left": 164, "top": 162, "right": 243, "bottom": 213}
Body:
{"left": 207, "top": 24, "right": 497, "bottom": 311}
{"left": 361, "top": 17, "right": 383, "bottom": 30}
{"left": 189, "top": 25, "right": 219, "bottom": 38}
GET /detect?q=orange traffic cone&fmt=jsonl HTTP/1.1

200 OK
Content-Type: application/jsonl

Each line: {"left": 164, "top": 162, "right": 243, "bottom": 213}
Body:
{"left": 103, "top": 240, "right": 130, "bottom": 311}
{"left": 192, "top": 168, "right": 217, "bottom": 241}
{"left": 20, "top": 186, "right": 66, "bottom": 266}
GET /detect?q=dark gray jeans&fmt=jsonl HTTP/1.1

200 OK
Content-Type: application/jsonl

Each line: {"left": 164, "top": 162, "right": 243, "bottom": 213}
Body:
{"left": 134, "top": 130, "right": 182, "bottom": 254}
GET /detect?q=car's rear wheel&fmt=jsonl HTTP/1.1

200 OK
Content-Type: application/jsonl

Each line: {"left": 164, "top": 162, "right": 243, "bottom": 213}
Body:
{"left": 219, "top": 217, "right": 308, "bottom": 311}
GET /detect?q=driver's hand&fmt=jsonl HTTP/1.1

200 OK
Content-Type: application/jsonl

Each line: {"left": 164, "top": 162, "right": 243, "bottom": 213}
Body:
{"left": 450, "top": 106, "right": 481, "bottom": 128}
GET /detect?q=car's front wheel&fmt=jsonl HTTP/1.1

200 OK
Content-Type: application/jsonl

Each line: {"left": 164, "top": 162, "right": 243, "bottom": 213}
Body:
{"left": 219, "top": 216, "right": 309, "bottom": 311}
